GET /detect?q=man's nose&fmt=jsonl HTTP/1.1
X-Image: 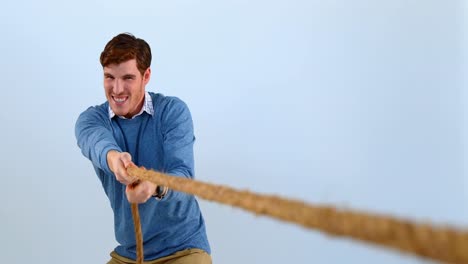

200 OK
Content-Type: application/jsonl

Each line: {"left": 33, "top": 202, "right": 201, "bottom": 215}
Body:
{"left": 114, "top": 79, "right": 124, "bottom": 94}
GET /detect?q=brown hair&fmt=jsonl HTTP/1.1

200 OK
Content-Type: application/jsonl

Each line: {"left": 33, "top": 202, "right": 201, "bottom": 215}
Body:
{"left": 100, "top": 33, "right": 152, "bottom": 75}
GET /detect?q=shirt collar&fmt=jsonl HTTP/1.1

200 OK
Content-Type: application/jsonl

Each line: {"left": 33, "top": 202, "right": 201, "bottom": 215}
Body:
{"left": 108, "top": 91, "right": 154, "bottom": 119}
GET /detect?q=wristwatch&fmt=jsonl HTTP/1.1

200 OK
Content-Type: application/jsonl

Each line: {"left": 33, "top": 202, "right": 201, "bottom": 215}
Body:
{"left": 152, "top": 185, "right": 168, "bottom": 200}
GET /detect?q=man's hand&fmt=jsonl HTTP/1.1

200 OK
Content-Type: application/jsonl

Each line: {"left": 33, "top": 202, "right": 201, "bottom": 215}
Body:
{"left": 107, "top": 150, "right": 157, "bottom": 204}
{"left": 126, "top": 180, "right": 157, "bottom": 204}
{"left": 107, "top": 150, "right": 137, "bottom": 185}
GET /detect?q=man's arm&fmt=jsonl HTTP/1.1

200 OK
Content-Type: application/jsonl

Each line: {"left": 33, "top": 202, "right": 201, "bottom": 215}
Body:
{"left": 75, "top": 107, "right": 134, "bottom": 185}
{"left": 75, "top": 107, "right": 122, "bottom": 175}
{"left": 160, "top": 97, "right": 196, "bottom": 201}
{"left": 75, "top": 107, "right": 157, "bottom": 203}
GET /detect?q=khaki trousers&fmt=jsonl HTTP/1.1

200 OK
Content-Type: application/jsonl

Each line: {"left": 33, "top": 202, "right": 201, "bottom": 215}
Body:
{"left": 107, "top": 249, "right": 212, "bottom": 264}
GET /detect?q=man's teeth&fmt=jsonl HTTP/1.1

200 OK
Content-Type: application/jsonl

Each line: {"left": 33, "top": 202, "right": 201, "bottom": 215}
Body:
{"left": 115, "top": 97, "right": 126, "bottom": 102}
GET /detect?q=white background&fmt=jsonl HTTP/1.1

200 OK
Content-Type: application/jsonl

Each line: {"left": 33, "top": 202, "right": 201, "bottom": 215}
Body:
{"left": 0, "top": 1, "right": 466, "bottom": 263}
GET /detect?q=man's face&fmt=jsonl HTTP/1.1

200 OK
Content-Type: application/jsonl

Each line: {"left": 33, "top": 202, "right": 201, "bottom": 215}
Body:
{"left": 103, "top": 59, "right": 151, "bottom": 119}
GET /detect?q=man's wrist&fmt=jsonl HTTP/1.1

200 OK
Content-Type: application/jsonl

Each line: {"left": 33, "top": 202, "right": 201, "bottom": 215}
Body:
{"left": 106, "top": 150, "right": 120, "bottom": 172}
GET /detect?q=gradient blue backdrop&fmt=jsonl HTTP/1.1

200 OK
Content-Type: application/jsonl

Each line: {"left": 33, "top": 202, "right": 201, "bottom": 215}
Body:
{"left": 0, "top": 1, "right": 466, "bottom": 263}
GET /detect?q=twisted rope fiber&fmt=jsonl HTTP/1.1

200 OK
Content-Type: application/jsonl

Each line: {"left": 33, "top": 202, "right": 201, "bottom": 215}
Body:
{"left": 127, "top": 166, "right": 468, "bottom": 264}
{"left": 130, "top": 203, "right": 144, "bottom": 263}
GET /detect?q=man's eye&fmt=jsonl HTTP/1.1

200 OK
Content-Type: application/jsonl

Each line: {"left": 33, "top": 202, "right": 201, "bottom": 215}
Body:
{"left": 125, "top": 77, "right": 134, "bottom": 80}
{"left": 105, "top": 76, "right": 114, "bottom": 80}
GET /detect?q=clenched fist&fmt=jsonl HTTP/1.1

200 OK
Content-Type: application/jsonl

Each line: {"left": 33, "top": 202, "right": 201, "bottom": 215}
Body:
{"left": 126, "top": 180, "right": 157, "bottom": 204}
{"left": 107, "top": 150, "right": 157, "bottom": 203}
{"left": 107, "top": 150, "right": 137, "bottom": 185}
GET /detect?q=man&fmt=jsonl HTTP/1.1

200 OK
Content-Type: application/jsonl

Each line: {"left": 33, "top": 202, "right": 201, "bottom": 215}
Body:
{"left": 75, "top": 33, "right": 211, "bottom": 264}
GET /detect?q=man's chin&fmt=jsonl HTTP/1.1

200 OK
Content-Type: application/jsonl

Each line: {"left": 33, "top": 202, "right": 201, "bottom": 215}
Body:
{"left": 110, "top": 108, "right": 127, "bottom": 117}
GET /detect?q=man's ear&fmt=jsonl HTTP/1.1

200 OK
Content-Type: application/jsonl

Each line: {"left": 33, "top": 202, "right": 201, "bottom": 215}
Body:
{"left": 143, "top": 68, "right": 151, "bottom": 85}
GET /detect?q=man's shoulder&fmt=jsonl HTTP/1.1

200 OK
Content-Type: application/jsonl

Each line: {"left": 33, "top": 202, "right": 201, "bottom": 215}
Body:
{"left": 149, "top": 92, "right": 184, "bottom": 103}
{"left": 78, "top": 101, "right": 110, "bottom": 120}
{"left": 149, "top": 92, "right": 188, "bottom": 111}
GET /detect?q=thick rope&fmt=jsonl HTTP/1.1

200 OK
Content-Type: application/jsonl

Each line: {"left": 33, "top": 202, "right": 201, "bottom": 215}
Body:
{"left": 127, "top": 166, "right": 468, "bottom": 264}
{"left": 130, "top": 203, "right": 144, "bottom": 264}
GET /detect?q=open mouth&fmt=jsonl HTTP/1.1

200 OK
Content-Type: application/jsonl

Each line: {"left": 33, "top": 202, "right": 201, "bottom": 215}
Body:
{"left": 113, "top": 96, "right": 128, "bottom": 105}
